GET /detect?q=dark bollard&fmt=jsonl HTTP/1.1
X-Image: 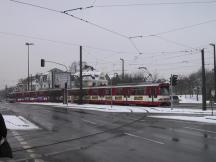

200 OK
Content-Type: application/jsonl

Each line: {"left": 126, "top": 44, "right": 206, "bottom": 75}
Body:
{"left": 0, "top": 113, "right": 13, "bottom": 158}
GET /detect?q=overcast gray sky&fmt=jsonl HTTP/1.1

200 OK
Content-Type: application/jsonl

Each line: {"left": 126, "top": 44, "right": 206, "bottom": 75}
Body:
{"left": 1, "top": 0, "right": 216, "bottom": 89}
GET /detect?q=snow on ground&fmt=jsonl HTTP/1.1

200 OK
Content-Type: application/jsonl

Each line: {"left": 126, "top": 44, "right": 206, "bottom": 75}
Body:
{"left": 3, "top": 115, "right": 39, "bottom": 130}
{"left": 149, "top": 115, "right": 216, "bottom": 124}
{"left": 178, "top": 95, "right": 203, "bottom": 104}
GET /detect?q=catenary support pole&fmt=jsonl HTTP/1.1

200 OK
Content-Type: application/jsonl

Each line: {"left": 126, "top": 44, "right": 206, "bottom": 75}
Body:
{"left": 210, "top": 44, "right": 216, "bottom": 102}
{"left": 213, "top": 45, "right": 216, "bottom": 103}
{"left": 27, "top": 45, "right": 29, "bottom": 91}
{"left": 79, "top": 46, "right": 83, "bottom": 104}
{"left": 170, "top": 74, "right": 173, "bottom": 110}
{"left": 201, "top": 49, "right": 207, "bottom": 111}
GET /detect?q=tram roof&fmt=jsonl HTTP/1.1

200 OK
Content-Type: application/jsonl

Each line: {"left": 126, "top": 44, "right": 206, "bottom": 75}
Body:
{"left": 10, "top": 82, "right": 169, "bottom": 94}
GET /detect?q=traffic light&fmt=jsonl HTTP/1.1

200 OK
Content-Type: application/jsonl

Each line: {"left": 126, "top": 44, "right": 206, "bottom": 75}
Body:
{"left": 41, "top": 59, "right": 45, "bottom": 67}
{"left": 171, "top": 75, "right": 178, "bottom": 86}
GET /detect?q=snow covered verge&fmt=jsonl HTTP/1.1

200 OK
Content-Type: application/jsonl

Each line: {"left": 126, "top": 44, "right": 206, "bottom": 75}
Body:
{"left": 3, "top": 115, "right": 39, "bottom": 130}
{"left": 178, "top": 95, "right": 203, "bottom": 104}
{"left": 149, "top": 115, "right": 216, "bottom": 124}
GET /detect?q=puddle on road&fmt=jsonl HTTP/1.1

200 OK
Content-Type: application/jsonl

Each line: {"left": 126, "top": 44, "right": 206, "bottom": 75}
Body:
{"left": 172, "top": 137, "right": 180, "bottom": 142}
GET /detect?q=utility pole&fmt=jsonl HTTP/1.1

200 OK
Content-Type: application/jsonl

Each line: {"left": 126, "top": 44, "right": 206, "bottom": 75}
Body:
{"left": 120, "top": 58, "right": 124, "bottom": 80}
{"left": 201, "top": 49, "right": 207, "bottom": 111}
{"left": 27, "top": 44, "right": 29, "bottom": 91}
{"left": 30, "top": 74, "right": 32, "bottom": 91}
{"left": 5, "top": 85, "right": 8, "bottom": 101}
{"left": 79, "top": 46, "right": 83, "bottom": 104}
{"left": 111, "top": 77, "right": 113, "bottom": 108}
{"left": 210, "top": 43, "right": 216, "bottom": 102}
{"left": 170, "top": 74, "right": 173, "bottom": 109}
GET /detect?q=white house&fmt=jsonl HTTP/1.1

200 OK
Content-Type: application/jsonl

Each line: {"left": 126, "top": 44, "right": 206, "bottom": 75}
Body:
{"left": 48, "top": 68, "right": 71, "bottom": 89}
{"left": 74, "top": 71, "right": 108, "bottom": 87}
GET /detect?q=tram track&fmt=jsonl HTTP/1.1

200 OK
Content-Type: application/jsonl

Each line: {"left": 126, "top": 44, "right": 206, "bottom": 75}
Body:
{"left": 4, "top": 103, "right": 150, "bottom": 155}
{"left": 12, "top": 112, "right": 147, "bottom": 153}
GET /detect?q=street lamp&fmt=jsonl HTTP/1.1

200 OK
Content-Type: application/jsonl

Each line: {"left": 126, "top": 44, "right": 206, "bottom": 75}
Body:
{"left": 120, "top": 58, "right": 124, "bottom": 79}
{"left": 110, "top": 72, "right": 118, "bottom": 108}
{"left": 25, "top": 42, "right": 34, "bottom": 91}
{"left": 210, "top": 43, "right": 216, "bottom": 102}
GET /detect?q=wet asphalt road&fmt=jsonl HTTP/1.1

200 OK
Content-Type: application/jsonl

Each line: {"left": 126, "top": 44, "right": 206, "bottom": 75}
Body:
{"left": 1, "top": 102, "right": 216, "bottom": 162}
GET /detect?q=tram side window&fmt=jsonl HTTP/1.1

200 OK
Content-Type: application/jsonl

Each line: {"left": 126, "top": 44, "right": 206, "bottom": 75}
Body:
{"left": 145, "top": 87, "right": 151, "bottom": 98}
{"left": 105, "top": 89, "right": 111, "bottom": 95}
{"left": 160, "top": 86, "right": 169, "bottom": 95}
{"left": 71, "top": 90, "right": 79, "bottom": 96}
{"left": 92, "top": 89, "right": 98, "bottom": 95}
{"left": 98, "top": 89, "right": 105, "bottom": 96}
{"left": 153, "top": 87, "right": 158, "bottom": 98}
{"left": 132, "top": 87, "right": 144, "bottom": 95}
{"left": 115, "top": 88, "right": 122, "bottom": 95}
{"left": 83, "top": 90, "right": 87, "bottom": 95}
{"left": 122, "top": 88, "right": 129, "bottom": 97}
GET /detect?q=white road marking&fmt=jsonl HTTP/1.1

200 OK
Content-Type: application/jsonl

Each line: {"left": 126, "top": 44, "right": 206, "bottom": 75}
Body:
{"left": 153, "top": 134, "right": 171, "bottom": 141}
{"left": 175, "top": 129, "right": 203, "bottom": 137}
{"left": 12, "top": 132, "right": 19, "bottom": 136}
{"left": 34, "top": 159, "right": 45, "bottom": 162}
{"left": 127, "top": 117, "right": 140, "bottom": 121}
{"left": 139, "top": 120, "right": 146, "bottom": 122}
{"left": 15, "top": 136, "right": 24, "bottom": 142}
{"left": 29, "top": 153, "right": 41, "bottom": 158}
{"left": 13, "top": 158, "right": 44, "bottom": 162}
{"left": 82, "top": 119, "right": 97, "bottom": 125}
{"left": 11, "top": 131, "right": 45, "bottom": 162}
{"left": 22, "top": 145, "right": 31, "bottom": 149}
{"left": 11, "top": 131, "right": 44, "bottom": 161}
{"left": 124, "top": 132, "right": 165, "bottom": 145}
{"left": 26, "top": 149, "right": 34, "bottom": 153}
{"left": 185, "top": 127, "right": 216, "bottom": 134}
{"left": 20, "top": 141, "right": 28, "bottom": 145}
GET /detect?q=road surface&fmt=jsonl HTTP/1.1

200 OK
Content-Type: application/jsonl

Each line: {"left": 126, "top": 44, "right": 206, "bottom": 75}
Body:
{"left": 0, "top": 102, "right": 216, "bottom": 162}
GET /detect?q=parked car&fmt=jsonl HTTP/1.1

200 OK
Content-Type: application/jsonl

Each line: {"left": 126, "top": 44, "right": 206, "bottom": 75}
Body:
{"left": 6, "top": 98, "right": 16, "bottom": 103}
{"left": 170, "top": 95, "right": 180, "bottom": 104}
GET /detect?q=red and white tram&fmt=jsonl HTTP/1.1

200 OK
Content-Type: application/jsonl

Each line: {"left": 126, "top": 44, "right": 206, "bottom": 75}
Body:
{"left": 10, "top": 83, "right": 170, "bottom": 106}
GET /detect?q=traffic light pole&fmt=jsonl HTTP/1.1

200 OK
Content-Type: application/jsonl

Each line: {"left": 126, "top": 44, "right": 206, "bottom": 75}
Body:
{"left": 40, "top": 59, "right": 69, "bottom": 105}
{"left": 42, "top": 60, "right": 68, "bottom": 71}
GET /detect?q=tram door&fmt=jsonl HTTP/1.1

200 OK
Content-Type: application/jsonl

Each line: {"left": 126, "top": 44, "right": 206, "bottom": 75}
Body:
{"left": 148, "top": 86, "right": 157, "bottom": 103}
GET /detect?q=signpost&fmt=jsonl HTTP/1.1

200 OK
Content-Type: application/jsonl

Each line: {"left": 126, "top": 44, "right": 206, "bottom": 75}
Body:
{"left": 170, "top": 74, "right": 178, "bottom": 110}
{"left": 211, "top": 89, "right": 215, "bottom": 116}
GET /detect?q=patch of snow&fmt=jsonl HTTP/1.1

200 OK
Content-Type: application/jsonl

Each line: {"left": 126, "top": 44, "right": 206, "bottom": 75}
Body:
{"left": 205, "top": 116, "right": 216, "bottom": 120}
{"left": 3, "top": 115, "right": 39, "bottom": 130}
{"left": 149, "top": 115, "right": 216, "bottom": 124}
{"left": 178, "top": 95, "right": 203, "bottom": 104}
